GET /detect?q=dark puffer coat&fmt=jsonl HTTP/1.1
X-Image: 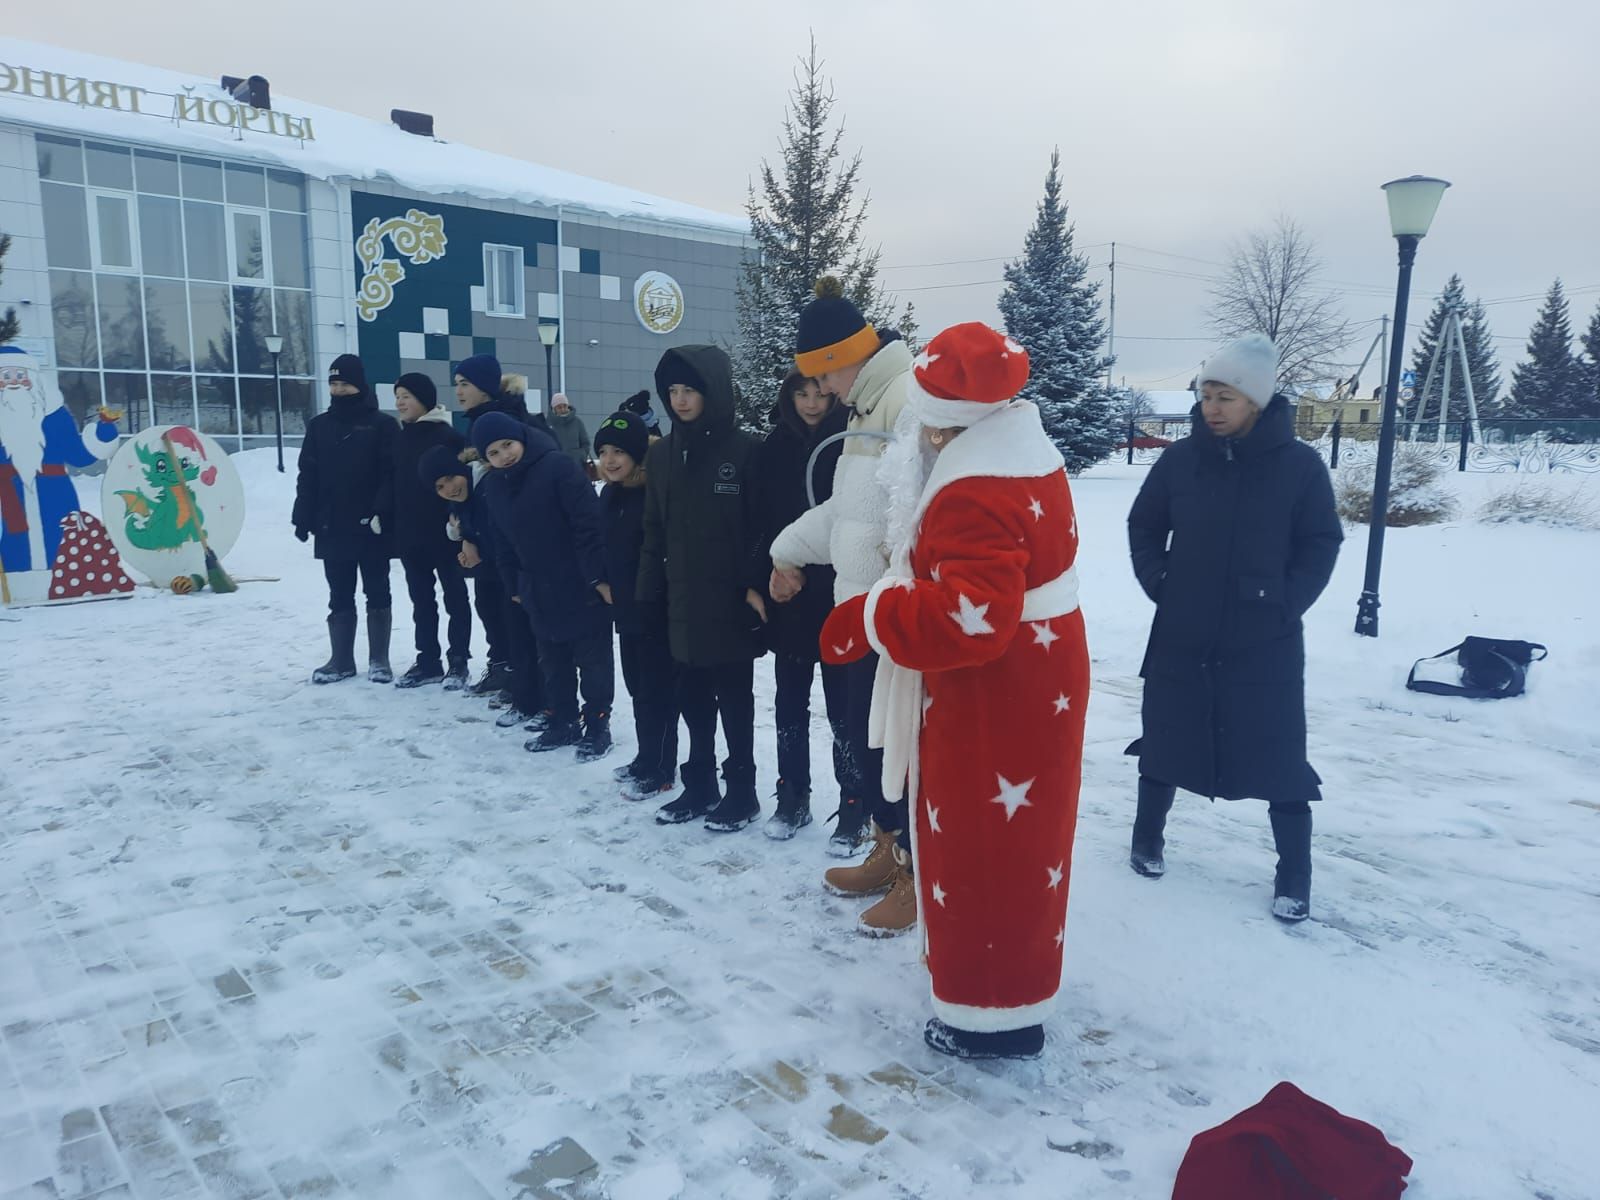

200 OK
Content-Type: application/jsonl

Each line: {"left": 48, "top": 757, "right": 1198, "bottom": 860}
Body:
{"left": 755, "top": 393, "right": 847, "bottom": 662}
{"left": 637, "top": 346, "right": 767, "bottom": 667}
{"left": 601, "top": 480, "right": 662, "bottom": 638}
{"left": 292, "top": 392, "right": 398, "bottom": 561}
{"left": 1126, "top": 397, "right": 1343, "bottom": 803}
{"left": 393, "top": 409, "right": 465, "bottom": 562}
{"left": 480, "top": 429, "right": 610, "bottom": 645}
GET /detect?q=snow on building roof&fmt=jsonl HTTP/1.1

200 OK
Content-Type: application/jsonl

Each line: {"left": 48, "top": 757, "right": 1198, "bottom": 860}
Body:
{"left": 0, "top": 39, "right": 747, "bottom": 236}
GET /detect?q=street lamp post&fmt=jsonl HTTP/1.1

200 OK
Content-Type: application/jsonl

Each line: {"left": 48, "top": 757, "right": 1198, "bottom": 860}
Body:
{"left": 263, "top": 334, "right": 285, "bottom": 473}
{"left": 1354, "top": 175, "right": 1450, "bottom": 638}
{"left": 537, "top": 321, "right": 559, "bottom": 410}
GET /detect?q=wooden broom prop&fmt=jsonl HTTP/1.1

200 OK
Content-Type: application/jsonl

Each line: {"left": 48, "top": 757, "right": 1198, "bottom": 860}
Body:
{"left": 160, "top": 433, "right": 237, "bottom": 594}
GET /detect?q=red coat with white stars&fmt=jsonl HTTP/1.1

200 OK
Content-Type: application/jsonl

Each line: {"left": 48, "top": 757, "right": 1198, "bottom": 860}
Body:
{"left": 823, "top": 401, "right": 1089, "bottom": 1032}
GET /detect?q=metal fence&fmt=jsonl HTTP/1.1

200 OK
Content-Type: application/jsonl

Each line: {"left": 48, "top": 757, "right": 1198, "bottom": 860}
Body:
{"left": 1123, "top": 416, "right": 1600, "bottom": 474}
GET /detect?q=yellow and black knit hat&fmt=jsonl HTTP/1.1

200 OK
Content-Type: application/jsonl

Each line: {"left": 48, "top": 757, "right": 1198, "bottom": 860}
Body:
{"left": 794, "top": 276, "right": 878, "bottom": 376}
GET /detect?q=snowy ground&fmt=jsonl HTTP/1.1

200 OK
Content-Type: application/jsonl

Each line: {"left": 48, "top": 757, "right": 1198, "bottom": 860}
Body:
{"left": 3, "top": 452, "right": 1598, "bottom": 1200}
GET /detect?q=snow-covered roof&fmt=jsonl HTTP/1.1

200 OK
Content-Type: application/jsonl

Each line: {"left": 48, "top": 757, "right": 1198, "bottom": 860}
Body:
{"left": 0, "top": 39, "right": 747, "bottom": 236}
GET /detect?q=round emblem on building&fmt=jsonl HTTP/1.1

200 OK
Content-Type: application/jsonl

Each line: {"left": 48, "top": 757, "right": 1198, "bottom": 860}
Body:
{"left": 717, "top": 462, "right": 736, "bottom": 481}
{"left": 634, "top": 271, "right": 685, "bottom": 335}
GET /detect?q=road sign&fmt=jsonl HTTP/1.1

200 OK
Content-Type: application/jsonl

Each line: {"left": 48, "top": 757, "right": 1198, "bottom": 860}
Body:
{"left": 1401, "top": 369, "right": 1418, "bottom": 388}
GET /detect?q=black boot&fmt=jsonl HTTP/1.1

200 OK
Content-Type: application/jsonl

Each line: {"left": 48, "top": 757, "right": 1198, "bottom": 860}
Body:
{"left": 311, "top": 612, "right": 358, "bottom": 684}
{"left": 764, "top": 779, "right": 813, "bottom": 841}
{"left": 656, "top": 762, "right": 720, "bottom": 825}
{"left": 469, "top": 661, "right": 511, "bottom": 697}
{"left": 924, "top": 1018, "right": 1044, "bottom": 1061}
{"left": 366, "top": 607, "right": 393, "bottom": 684}
{"left": 441, "top": 654, "right": 470, "bottom": 692}
{"left": 1130, "top": 777, "right": 1176, "bottom": 878}
{"left": 825, "top": 796, "right": 869, "bottom": 858}
{"left": 525, "top": 719, "right": 582, "bottom": 753}
{"left": 576, "top": 711, "right": 613, "bottom": 764}
{"left": 1269, "top": 807, "right": 1313, "bottom": 923}
{"left": 395, "top": 658, "right": 444, "bottom": 689}
{"left": 705, "top": 768, "right": 760, "bottom": 833}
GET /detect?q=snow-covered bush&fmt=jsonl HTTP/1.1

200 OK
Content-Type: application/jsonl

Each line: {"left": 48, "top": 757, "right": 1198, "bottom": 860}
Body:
{"left": 1477, "top": 482, "right": 1600, "bottom": 530}
{"left": 1335, "top": 443, "right": 1459, "bottom": 526}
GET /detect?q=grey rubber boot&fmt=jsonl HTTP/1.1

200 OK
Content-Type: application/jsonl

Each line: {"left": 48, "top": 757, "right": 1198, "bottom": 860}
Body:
{"left": 1269, "top": 807, "right": 1313, "bottom": 922}
{"left": 366, "top": 606, "right": 394, "bottom": 684}
{"left": 312, "top": 612, "right": 358, "bottom": 684}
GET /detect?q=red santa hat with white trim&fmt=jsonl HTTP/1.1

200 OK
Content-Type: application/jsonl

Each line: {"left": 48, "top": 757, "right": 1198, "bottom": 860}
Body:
{"left": 906, "top": 322, "right": 1031, "bottom": 427}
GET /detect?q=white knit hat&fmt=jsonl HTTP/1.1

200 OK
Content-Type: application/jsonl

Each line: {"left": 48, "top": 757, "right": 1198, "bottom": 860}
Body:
{"left": 1198, "top": 333, "right": 1279, "bottom": 409}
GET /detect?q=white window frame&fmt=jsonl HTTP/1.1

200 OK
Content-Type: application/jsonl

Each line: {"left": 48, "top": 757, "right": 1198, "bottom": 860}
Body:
{"left": 226, "top": 205, "right": 272, "bottom": 287}
{"left": 87, "top": 188, "right": 140, "bottom": 274}
{"left": 483, "top": 243, "right": 525, "bottom": 318}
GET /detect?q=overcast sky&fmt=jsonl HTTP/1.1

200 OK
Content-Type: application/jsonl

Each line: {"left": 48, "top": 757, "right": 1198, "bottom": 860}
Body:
{"left": 15, "top": 0, "right": 1600, "bottom": 394}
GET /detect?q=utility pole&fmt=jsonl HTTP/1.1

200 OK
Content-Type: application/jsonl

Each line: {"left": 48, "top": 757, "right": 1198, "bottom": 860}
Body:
{"left": 1105, "top": 241, "right": 1117, "bottom": 390}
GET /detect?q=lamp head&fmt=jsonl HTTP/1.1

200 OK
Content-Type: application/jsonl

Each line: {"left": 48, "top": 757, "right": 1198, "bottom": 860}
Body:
{"left": 1382, "top": 176, "right": 1451, "bottom": 239}
{"left": 537, "top": 322, "right": 560, "bottom": 348}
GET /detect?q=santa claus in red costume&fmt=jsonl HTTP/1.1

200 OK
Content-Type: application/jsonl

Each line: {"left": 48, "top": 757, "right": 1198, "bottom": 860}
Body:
{"left": 821, "top": 322, "right": 1089, "bottom": 1060}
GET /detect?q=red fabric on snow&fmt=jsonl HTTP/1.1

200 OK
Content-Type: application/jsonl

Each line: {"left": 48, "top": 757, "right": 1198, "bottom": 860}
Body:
{"left": 1173, "top": 1081, "right": 1412, "bottom": 1200}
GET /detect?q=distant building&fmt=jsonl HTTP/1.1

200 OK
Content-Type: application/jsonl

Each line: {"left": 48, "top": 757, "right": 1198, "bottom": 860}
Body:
{"left": 0, "top": 40, "right": 746, "bottom": 449}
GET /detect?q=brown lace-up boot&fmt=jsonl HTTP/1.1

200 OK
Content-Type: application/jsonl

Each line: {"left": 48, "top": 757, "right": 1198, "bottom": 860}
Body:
{"left": 822, "top": 823, "right": 899, "bottom": 897}
{"left": 858, "top": 847, "right": 917, "bottom": 937}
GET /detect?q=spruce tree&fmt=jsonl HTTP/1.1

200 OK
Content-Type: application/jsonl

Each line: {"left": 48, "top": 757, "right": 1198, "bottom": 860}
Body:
{"left": 1408, "top": 274, "right": 1501, "bottom": 420}
{"left": 0, "top": 234, "right": 20, "bottom": 345}
{"left": 1509, "top": 280, "right": 1588, "bottom": 418}
{"left": 732, "top": 37, "right": 914, "bottom": 431}
{"left": 1579, "top": 300, "right": 1600, "bottom": 418}
{"left": 997, "top": 149, "right": 1116, "bottom": 472}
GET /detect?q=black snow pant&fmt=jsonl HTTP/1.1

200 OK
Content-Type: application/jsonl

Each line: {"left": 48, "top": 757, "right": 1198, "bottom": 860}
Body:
{"left": 502, "top": 582, "right": 547, "bottom": 716}
{"left": 844, "top": 650, "right": 908, "bottom": 850}
{"left": 774, "top": 654, "right": 850, "bottom": 797}
{"left": 619, "top": 632, "right": 679, "bottom": 776}
{"left": 400, "top": 553, "right": 471, "bottom": 664}
{"left": 468, "top": 558, "right": 509, "bottom": 669}
{"left": 676, "top": 658, "right": 756, "bottom": 789}
{"left": 537, "top": 630, "right": 615, "bottom": 726}
{"left": 324, "top": 554, "right": 391, "bottom": 616}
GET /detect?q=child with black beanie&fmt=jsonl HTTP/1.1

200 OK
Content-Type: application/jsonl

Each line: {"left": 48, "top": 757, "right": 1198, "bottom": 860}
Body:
{"left": 595, "top": 410, "right": 679, "bottom": 799}
{"left": 391, "top": 372, "right": 474, "bottom": 689}
{"left": 293, "top": 353, "right": 398, "bottom": 684}
{"left": 472, "top": 411, "right": 615, "bottom": 761}
{"left": 637, "top": 346, "right": 767, "bottom": 831}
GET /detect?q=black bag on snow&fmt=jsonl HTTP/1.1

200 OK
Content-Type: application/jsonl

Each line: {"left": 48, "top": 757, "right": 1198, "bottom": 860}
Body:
{"left": 1405, "top": 636, "right": 1548, "bottom": 700}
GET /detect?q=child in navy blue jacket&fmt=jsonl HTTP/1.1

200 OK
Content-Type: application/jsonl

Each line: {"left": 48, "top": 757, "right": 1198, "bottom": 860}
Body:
{"left": 471, "top": 411, "right": 615, "bottom": 762}
{"left": 595, "top": 411, "right": 679, "bottom": 799}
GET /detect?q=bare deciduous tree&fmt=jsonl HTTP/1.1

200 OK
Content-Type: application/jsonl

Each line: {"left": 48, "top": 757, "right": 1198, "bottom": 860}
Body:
{"left": 1209, "top": 217, "right": 1353, "bottom": 394}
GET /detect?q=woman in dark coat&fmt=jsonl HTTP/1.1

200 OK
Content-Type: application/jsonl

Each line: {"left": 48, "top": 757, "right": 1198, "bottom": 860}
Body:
{"left": 293, "top": 354, "right": 399, "bottom": 684}
{"left": 391, "top": 373, "right": 472, "bottom": 690}
{"left": 1126, "top": 333, "right": 1343, "bottom": 921}
{"left": 755, "top": 370, "right": 850, "bottom": 841}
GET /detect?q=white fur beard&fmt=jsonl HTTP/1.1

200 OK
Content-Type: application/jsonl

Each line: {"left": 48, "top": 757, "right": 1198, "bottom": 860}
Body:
{"left": 0, "top": 389, "right": 48, "bottom": 486}
{"left": 878, "top": 402, "right": 937, "bottom": 574}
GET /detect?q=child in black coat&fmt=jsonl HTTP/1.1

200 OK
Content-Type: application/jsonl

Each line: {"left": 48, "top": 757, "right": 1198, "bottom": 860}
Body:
{"left": 292, "top": 354, "right": 398, "bottom": 684}
{"left": 755, "top": 370, "right": 851, "bottom": 841}
{"left": 416, "top": 443, "right": 510, "bottom": 699}
{"left": 392, "top": 373, "right": 473, "bottom": 690}
{"left": 472, "top": 411, "right": 615, "bottom": 763}
{"left": 595, "top": 411, "right": 679, "bottom": 800}
{"left": 637, "top": 346, "right": 768, "bottom": 832}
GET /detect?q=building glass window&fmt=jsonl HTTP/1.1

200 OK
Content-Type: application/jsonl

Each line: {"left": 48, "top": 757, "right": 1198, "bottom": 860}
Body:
{"left": 91, "top": 192, "right": 139, "bottom": 273}
{"left": 484, "top": 244, "right": 525, "bottom": 317}
{"left": 32, "top": 134, "right": 316, "bottom": 449}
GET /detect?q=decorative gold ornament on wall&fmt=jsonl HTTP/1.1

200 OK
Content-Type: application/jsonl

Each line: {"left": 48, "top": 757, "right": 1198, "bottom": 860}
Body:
{"left": 355, "top": 209, "right": 447, "bottom": 321}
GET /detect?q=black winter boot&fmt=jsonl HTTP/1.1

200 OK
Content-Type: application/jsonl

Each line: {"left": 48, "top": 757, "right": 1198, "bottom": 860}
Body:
{"left": 764, "top": 779, "right": 813, "bottom": 841}
{"left": 441, "top": 655, "right": 470, "bottom": 692}
{"left": 705, "top": 769, "right": 761, "bottom": 833}
{"left": 1269, "top": 807, "right": 1313, "bottom": 923}
{"left": 395, "top": 658, "right": 444, "bottom": 689}
{"left": 656, "top": 763, "right": 720, "bottom": 825}
{"left": 311, "top": 612, "right": 358, "bottom": 684}
{"left": 825, "top": 796, "right": 869, "bottom": 858}
{"left": 469, "top": 661, "right": 512, "bottom": 697}
{"left": 622, "top": 766, "right": 676, "bottom": 802}
{"left": 576, "top": 711, "right": 613, "bottom": 764}
{"left": 525, "top": 720, "right": 582, "bottom": 753}
{"left": 924, "top": 1018, "right": 1044, "bottom": 1061}
{"left": 1130, "top": 777, "right": 1176, "bottom": 878}
{"left": 366, "top": 607, "right": 393, "bottom": 684}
